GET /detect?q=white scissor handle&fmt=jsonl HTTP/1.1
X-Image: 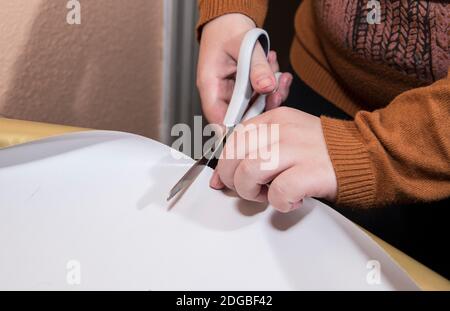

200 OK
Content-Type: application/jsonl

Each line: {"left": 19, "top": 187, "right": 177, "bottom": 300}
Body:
{"left": 223, "top": 28, "right": 280, "bottom": 127}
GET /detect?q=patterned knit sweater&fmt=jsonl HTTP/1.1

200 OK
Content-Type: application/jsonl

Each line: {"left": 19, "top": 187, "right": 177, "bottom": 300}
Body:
{"left": 197, "top": 0, "right": 450, "bottom": 208}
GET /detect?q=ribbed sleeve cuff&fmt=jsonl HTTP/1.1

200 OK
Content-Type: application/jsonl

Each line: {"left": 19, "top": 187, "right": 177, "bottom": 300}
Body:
{"left": 197, "top": 0, "right": 268, "bottom": 40}
{"left": 321, "top": 116, "right": 376, "bottom": 208}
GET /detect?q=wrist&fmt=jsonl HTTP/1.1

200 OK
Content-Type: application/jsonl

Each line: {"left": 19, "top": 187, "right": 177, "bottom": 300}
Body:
{"left": 197, "top": 0, "right": 269, "bottom": 40}
{"left": 203, "top": 13, "right": 256, "bottom": 37}
{"left": 320, "top": 117, "right": 376, "bottom": 208}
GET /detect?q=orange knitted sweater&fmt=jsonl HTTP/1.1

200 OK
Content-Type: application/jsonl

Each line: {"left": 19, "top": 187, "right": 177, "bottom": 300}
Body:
{"left": 197, "top": 0, "right": 450, "bottom": 208}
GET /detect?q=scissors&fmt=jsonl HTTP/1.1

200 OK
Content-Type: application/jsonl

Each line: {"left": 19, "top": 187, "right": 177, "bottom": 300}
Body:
{"left": 167, "top": 28, "right": 280, "bottom": 201}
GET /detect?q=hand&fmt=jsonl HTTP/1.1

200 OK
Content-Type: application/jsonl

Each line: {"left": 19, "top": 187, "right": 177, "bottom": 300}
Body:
{"left": 210, "top": 107, "right": 338, "bottom": 213}
{"left": 197, "top": 13, "right": 293, "bottom": 124}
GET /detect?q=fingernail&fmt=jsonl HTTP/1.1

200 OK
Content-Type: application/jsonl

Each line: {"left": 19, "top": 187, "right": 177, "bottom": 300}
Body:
{"left": 257, "top": 77, "right": 274, "bottom": 92}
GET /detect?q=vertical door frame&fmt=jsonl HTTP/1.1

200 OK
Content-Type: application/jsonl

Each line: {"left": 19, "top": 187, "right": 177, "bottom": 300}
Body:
{"left": 161, "top": 0, "right": 200, "bottom": 145}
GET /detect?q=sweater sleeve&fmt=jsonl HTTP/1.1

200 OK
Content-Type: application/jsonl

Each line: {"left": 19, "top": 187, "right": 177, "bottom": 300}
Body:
{"left": 197, "top": 0, "right": 269, "bottom": 39}
{"left": 321, "top": 72, "right": 450, "bottom": 208}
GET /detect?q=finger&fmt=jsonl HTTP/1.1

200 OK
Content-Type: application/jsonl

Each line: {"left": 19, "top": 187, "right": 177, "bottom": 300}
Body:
{"left": 250, "top": 43, "right": 276, "bottom": 94}
{"left": 268, "top": 165, "right": 318, "bottom": 213}
{"left": 216, "top": 125, "right": 258, "bottom": 190}
{"left": 265, "top": 92, "right": 282, "bottom": 111}
{"left": 216, "top": 120, "right": 278, "bottom": 190}
{"left": 240, "top": 105, "right": 292, "bottom": 129}
{"left": 210, "top": 170, "right": 225, "bottom": 190}
{"left": 265, "top": 73, "right": 293, "bottom": 110}
{"left": 233, "top": 143, "right": 294, "bottom": 202}
{"left": 267, "top": 51, "right": 280, "bottom": 73}
{"left": 264, "top": 51, "right": 281, "bottom": 110}
{"left": 276, "top": 72, "right": 293, "bottom": 102}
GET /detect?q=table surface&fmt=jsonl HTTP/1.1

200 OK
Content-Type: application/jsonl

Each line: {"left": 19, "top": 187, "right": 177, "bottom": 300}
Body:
{"left": 1, "top": 117, "right": 449, "bottom": 291}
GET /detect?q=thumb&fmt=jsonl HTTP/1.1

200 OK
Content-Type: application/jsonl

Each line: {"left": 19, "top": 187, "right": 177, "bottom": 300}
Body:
{"left": 250, "top": 43, "right": 276, "bottom": 94}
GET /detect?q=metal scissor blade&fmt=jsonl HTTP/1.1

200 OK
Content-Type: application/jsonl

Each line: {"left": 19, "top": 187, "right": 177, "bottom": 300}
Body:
{"left": 166, "top": 156, "right": 209, "bottom": 201}
{"left": 166, "top": 129, "right": 232, "bottom": 201}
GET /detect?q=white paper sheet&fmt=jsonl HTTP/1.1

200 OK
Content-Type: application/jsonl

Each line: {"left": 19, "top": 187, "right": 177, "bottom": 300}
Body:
{"left": 0, "top": 131, "right": 419, "bottom": 290}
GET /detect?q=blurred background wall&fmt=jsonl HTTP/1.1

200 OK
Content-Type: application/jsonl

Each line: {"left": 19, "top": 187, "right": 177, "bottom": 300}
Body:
{"left": 0, "top": 0, "right": 163, "bottom": 139}
{"left": 0, "top": 0, "right": 301, "bottom": 142}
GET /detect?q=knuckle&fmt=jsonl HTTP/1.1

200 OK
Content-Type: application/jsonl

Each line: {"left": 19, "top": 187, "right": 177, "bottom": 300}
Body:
{"left": 240, "top": 160, "right": 255, "bottom": 177}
